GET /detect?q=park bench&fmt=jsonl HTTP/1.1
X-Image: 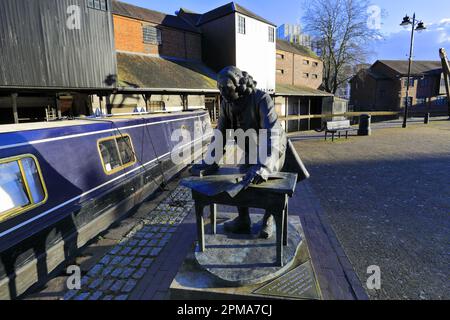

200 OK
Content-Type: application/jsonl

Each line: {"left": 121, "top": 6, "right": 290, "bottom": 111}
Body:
{"left": 324, "top": 120, "right": 354, "bottom": 141}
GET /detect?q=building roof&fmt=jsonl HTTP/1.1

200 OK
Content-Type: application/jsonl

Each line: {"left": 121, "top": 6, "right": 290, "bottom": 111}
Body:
{"left": 377, "top": 60, "right": 442, "bottom": 76}
{"left": 276, "top": 39, "right": 320, "bottom": 60}
{"left": 116, "top": 52, "right": 219, "bottom": 93}
{"left": 177, "top": 8, "right": 202, "bottom": 27}
{"left": 112, "top": 1, "right": 200, "bottom": 33}
{"left": 196, "top": 2, "right": 276, "bottom": 27}
{"left": 275, "top": 83, "right": 333, "bottom": 97}
{"left": 349, "top": 68, "right": 390, "bottom": 83}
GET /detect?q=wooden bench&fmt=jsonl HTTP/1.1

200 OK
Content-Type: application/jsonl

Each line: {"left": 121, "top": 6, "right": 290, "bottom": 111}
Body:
{"left": 324, "top": 120, "right": 353, "bottom": 141}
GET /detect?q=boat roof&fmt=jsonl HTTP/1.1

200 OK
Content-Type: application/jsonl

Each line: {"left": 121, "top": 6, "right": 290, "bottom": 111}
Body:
{"left": 0, "top": 110, "right": 207, "bottom": 134}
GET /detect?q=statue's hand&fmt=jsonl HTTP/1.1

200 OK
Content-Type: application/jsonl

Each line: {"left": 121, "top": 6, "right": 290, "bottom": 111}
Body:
{"left": 243, "top": 166, "right": 267, "bottom": 185}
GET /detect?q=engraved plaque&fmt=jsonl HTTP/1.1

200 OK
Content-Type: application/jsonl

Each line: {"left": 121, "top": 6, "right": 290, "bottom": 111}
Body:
{"left": 254, "top": 260, "right": 321, "bottom": 300}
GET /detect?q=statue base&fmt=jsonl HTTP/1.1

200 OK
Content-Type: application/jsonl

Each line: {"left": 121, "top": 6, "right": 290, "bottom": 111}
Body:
{"left": 169, "top": 212, "right": 322, "bottom": 300}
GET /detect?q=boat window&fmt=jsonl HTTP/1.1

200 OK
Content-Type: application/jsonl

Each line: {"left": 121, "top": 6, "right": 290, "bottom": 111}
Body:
{"left": 98, "top": 134, "right": 136, "bottom": 175}
{"left": 0, "top": 155, "right": 47, "bottom": 221}
{"left": 117, "top": 136, "right": 134, "bottom": 165}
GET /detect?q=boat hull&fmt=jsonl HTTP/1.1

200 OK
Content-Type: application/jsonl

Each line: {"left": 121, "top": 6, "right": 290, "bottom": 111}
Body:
{"left": 0, "top": 111, "right": 211, "bottom": 299}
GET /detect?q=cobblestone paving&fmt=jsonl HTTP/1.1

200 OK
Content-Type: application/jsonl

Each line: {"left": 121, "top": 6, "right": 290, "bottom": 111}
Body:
{"left": 291, "top": 120, "right": 450, "bottom": 300}
{"left": 63, "top": 186, "right": 193, "bottom": 300}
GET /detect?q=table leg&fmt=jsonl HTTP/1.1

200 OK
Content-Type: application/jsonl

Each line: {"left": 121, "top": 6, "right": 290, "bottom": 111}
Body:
{"left": 274, "top": 211, "right": 285, "bottom": 267}
{"left": 283, "top": 200, "right": 288, "bottom": 246}
{"left": 210, "top": 204, "right": 217, "bottom": 235}
{"left": 195, "top": 202, "right": 205, "bottom": 252}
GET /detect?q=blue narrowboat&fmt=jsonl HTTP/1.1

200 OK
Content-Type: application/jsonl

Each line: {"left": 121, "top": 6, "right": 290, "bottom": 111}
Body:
{"left": 0, "top": 110, "right": 212, "bottom": 299}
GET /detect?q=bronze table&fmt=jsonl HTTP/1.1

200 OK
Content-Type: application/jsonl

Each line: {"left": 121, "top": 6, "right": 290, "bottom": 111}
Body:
{"left": 183, "top": 168, "right": 298, "bottom": 267}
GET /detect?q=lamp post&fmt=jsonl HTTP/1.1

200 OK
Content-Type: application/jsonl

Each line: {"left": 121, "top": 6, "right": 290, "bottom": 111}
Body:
{"left": 400, "top": 14, "right": 426, "bottom": 128}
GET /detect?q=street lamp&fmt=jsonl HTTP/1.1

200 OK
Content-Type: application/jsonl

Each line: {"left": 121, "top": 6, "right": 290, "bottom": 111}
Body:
{"left": 400, "top": 13, "right": 427, "bottom": 128}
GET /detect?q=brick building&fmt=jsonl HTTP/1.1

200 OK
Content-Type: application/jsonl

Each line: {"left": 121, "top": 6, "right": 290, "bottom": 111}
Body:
{"left": 273, "top": 39, "right": 335, "bottom": 132}
{"left": 105, "top": 1, "right": 219, "bottom": 114}
{"left": 350, "top": 60, "right": 448, "bottom": 116}
{"left": 275, "top": 39, "right": 323, "bottom": 89}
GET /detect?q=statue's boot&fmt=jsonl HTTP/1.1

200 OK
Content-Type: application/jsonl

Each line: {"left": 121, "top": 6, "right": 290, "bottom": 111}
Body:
{"left": 259, "top": 213, "right": 274, "bottom": 239}
{"left": 224, "top": 207, "right": 251, "bottom": 234}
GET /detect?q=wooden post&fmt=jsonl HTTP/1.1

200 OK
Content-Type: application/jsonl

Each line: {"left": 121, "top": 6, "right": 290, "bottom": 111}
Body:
{"left": 98, "top": 95, "right": 107, "bottom": 115}
{"left": 142, "top": 94, "right": 150, "bottom": 112}
{"left": 11, "top": 93, "right": 18, "bottom": 124}
{"left": 106, "top": 95, "right": 112, "bottom": 114}
{"left": 297, "top": 97, "right": 301, "bottom": 132}
{"left": 55, "top": 95, "right": 62, "bottom": 119}
{"left": 285, "top": 96, "right": 288, "bottom": 133}
{"left": 308, "top": 98, "right": 311, "bottom": 131}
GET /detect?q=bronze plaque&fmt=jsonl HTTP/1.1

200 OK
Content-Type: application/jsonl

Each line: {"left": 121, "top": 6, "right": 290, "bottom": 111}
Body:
{"left": 253, "top": 260, "right": 321, "bottom": 300}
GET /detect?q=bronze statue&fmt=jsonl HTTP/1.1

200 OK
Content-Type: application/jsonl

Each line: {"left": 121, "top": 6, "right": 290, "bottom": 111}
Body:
{"left": 202, "top": 66, "right": 288, "bottom": 239}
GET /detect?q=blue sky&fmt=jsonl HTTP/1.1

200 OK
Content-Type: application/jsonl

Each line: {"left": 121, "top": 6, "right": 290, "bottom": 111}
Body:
{"left": 123, "top": 0, "right": 450, "bottom": 62}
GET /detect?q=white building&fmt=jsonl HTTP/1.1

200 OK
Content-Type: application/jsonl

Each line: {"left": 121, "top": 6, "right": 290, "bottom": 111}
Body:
{"left": 193, "top": 2, "right": 277, "bottom": 93}
{"left": 277, "top": 23, "right": 312, "bottom": 49}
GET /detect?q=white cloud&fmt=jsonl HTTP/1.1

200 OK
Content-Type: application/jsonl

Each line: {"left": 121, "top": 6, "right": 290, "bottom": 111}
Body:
{"left": 371, "top": 18, "right": 450, "bottom": 61}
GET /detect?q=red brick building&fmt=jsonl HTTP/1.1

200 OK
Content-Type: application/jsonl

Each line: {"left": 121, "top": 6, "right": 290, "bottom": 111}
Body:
{"left": 350, "top": 60, "right": 448, "bottom": 116}
{"left": 275, "top": 39, "right": 323, "bottom": 90}
{"left": 104, "top": 1, "right": 218, "bottom": 114}
{"left": 113, "top": 1, "right": 202, "bottom": 61}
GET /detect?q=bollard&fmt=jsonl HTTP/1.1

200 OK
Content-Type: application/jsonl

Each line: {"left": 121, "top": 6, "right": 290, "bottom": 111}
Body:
{"left": 358, "top": 114, "right": 371, "bottom": 136}
{"left": 424, "top": 113, "right": 430, "bottom": 124}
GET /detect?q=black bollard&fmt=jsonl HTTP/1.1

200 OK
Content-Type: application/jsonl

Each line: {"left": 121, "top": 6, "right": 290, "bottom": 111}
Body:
{"left": 424, "top": 113, "right": 430, "bottom": 124}
{"left": 358, "top": 114, "right": 371, "bottom": 136}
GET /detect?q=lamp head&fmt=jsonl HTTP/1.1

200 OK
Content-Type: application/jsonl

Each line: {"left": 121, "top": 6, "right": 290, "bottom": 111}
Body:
{"left": 416, "top": 21, "right": 426, "bottom": 32}
{"left": 400, "top": 15, "right": 412, "bottom": 27}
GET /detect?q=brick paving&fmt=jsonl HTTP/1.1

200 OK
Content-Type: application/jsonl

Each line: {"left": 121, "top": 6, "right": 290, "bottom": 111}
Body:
{"left": 63, "top": 186, "right": 194, "bottom": 300}
{"left": 290, "top": 119, "right": 450, "bottom": 300}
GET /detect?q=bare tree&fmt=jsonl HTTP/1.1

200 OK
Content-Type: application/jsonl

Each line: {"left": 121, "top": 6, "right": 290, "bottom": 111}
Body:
{"left": 302, "top": 0, "right": 381, "bottom": 94}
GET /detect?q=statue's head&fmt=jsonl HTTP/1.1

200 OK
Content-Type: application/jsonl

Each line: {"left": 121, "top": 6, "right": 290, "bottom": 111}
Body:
{"left": 217, "top": 66, "right": 257, "bottom": 103}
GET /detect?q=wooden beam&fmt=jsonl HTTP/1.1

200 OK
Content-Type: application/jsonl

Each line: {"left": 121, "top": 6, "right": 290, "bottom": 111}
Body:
{"left": 279, "top": 111, "right": 401, "bottom": 122}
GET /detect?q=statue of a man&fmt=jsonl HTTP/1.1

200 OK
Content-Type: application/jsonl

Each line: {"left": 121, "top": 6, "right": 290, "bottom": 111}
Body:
{"left": 206, "top": 66, "right": 287, "bottom": 239}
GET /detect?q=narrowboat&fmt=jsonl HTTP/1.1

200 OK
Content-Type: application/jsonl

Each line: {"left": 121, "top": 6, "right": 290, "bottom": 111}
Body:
{"left": 0, "top": 110, "right": 212, "bottom": 299}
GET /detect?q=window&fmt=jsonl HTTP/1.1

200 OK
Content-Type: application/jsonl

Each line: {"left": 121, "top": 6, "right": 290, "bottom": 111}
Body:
{"left": 313, "top": 61, "right": 319, "bottom": 67}
{"left": 88, "top": 0, "right": 107, "bottom": 11}
{"left": 276, "top": 69, "right": 284, "bottom": 74}
{"left": 238, "top": 15, "right": 246, "bottom": 34}
{"left": 312, "top": 74, "right": 318, "bottom": 79}
{"left": 268, "top": 27, "right": 275, "bottom": 42}
{"left": 0, "top": 155, "right": 47, "bottom": 222}
{"left": 404, "top": 78, "right": 415, "bottom": 88}
{"left": 276, "top": 53, "right": 284, "bottom": 59}
{"left": 98, "top": 135, "right": 136, "bottom": 175}
{"left": 143, "top": 26, "right": 162, "bottom": 45}
{"left": 303, "top": 73, "right": 309, "bottom": 78}
{"left": 303, "top": 59, "right": 310, "bottom": 65}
